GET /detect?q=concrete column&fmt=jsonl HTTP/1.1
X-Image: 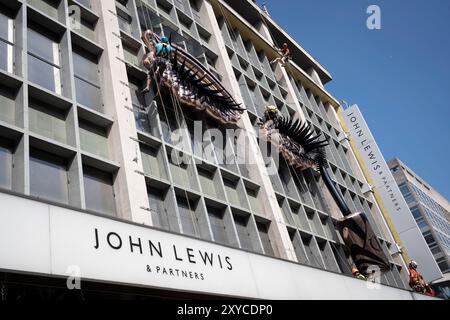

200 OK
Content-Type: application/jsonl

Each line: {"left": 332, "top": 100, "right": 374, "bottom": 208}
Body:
{"left": 94, "top": 0, "right": 151, "bottom": 225}
{"left": 204, "top": 1, "right": 297, "bottom": 261}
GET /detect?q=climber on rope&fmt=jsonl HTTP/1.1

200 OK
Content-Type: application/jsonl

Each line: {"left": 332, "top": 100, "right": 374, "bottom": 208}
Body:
{"left": 408, "top": 261, "right": 436, "bottom": 296}
{"left": 270, "top": 43, "right": 291, "bottom": 67}
{"left": 352, "top": 267, "right": 367, "bottom": 281}
{"left": 142, "top": 35, "right": 174, "bottom": 94}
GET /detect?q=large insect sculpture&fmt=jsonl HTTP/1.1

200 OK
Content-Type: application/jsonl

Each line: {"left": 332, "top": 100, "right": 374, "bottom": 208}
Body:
{"left": 140, "top": 30, "right": 245, "bottom": 124}
{"left": 261, "top": 105, "right": 391, "bottom": 277}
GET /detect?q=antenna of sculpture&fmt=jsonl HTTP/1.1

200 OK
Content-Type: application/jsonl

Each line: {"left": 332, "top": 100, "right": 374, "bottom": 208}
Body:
{"left": 260, "top": 106, "right": 391, "bottom": 277}
{"left": 140, "top": 30, "right": 245, "bottom": 124}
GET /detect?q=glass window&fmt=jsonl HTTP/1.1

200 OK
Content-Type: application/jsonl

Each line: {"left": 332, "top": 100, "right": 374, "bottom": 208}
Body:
{"left": 83, "top": 165, "right": 116, "bottom": 216}
{"left": 0, "top": 12, "right": 10, "bottom": 41}
{"left": 198, "top": 167, "right": 217, "bottom": 198}
{"left": 30, "top": 148, "right": 69, "bottom": 204}
{"left": 208, "top": 207, "right": 229, "bottom": 245}
{"left": 72, "top": 51, "right": 99, "bottom": 85}
{"left": 148, "top": 187, "right": 169, "bottom": 229}
{"left": 27, "top": 27, "right": 61, "bottom": 93}
{"left": 28, "top": 27, "right": 58, "bottom": 63}
{"left": 247, "top": 187, "right": 262, "bottom": 214}
{"left": 177, "top": 197, "right": 198, "bottom": 237}
{"left": 74, "top": 77, "right": 101, "bottom": 110}
{"left": 0, "top": 86, "right": 15, "bottom": 125}
{"left": 257, "top": 222, "right": 274, "bottom": 256}
{"left": 79, "top": 120, "right": 108, "bottom": 158}
{"left": 28, "top": 0, "right": 59, "bottom": 20}
{"left": 73, "top": 49, "right": 101, "bottom": 110}
{"left": 0, "top": 138, "right": 13, "bottom": 189}
{"left": 29, "top": 100, "right": 67, "bottom": 144}
{"left": 28, "top": 54, "right": 60, "bottom": 92}
{"left": 410, "top": 206, "right": 422, "bottom": 220}
{"left": 234, "top": 214, "right": 253, "bottom": 251}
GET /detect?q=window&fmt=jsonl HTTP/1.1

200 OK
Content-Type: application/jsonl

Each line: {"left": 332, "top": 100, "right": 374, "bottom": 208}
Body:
{"left": 79, "top": 120, "right": 109, "bottom": 158}
{"left": 398, "top": 183, "right": 415, "bottom": 204}
{"left": 27, "top": 26, "right": 61, "bottom": 93}
{"left": 141, "top": 144, "right": 164, "bottom": 179}
{"left": 234, "top": 214, "right": 253, "bottom": 251}
{"left": 0, "top": 85, "right": 15, "bottom": 125}
{"left": 73, "top": 48, "right": 102, "bottom": 111}
{"left": 29, "top": 99, "right": 67, "bottom": 144}
{"left": 177, "top": 196, "right": 199, "bottom": 237}
{"left": 256, "top": 221, "right": 274, "bottom": 256}
{"left": 246, "top": 186, "right": 262, "bottom": 214}
{"left": 410, "top": 206, "right": 422, "bottom": 220}
{"left": 423, "top": 231, "right": 436, "bottom": 245}
{"left": 129, "top": 81, "right": 152, "bottom": 133}
{"left": 436, "top": 257, "right": 449, "bottom": 272}
{"left": 30, "top": 148, "right": 69, "bottom": 204}
{"left": 198, "top": 167, "right": 217, "bottom": 198}
{"left": 28, "top": 0, "right": 59, "bottom": 20}
{"left": 83, "top": 165, "right": 116, "bottom": 216}
{"left": 208, "top": 207, "right": 229, "bottom": 245}
{"left": 0, "top": 11, "right": 14, "bottom": 73}
{"left": 0, "top": 138, "right": 13, "bottom": 189}
{"left": 147, "top": 187, "right": 170, "bottom": 229}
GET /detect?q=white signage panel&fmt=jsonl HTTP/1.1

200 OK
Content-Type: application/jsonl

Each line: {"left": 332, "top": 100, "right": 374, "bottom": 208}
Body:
{"left": 0, "top": 192, "right": 424, "bottom": 299}
{"left": 343, "top": 105, "right": 442, "bottom": 282}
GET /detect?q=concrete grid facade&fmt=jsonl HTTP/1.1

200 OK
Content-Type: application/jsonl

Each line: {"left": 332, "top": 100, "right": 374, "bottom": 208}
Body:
{"left": 0, "top": 0, "right": 417, "bottom": 297}
{"left": 388, "top": 158, "right": 450, "bottom": 274}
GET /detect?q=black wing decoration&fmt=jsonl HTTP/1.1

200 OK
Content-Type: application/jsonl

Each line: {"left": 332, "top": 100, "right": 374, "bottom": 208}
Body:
{"left": 141, "top": 30, "right": 245, "bottom": 124}
{"left": 261, "top": 106, "right": 391, "bottom": 276}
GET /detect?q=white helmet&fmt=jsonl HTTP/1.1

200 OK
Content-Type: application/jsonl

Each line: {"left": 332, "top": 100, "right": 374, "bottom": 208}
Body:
{"left": 409, "top": 261, "right": 418, "bottom": 269}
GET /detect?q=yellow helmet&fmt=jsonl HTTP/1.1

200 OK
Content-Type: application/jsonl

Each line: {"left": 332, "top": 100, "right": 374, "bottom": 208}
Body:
{"left": 265, "top": 105, "right": 279, "bottom": 115}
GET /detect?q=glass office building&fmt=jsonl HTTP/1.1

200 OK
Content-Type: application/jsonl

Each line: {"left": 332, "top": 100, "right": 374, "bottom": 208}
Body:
{"left": 388, "top": 159, "right": 450, "bottom": 275}
{"left": 0, "top": 0, "right": 430, "bottom": 300}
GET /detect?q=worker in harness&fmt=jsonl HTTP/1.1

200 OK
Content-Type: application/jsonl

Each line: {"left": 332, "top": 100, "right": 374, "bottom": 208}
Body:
{"left": 270, "top": 43, "right": 291, "bottom": 66}
{"left": 352, "top": 267, "right": 367, "bottom": 281}
{"left": 142, "top": 35, "right": 174, "bottom": 94}
{"left": 408, "top": 261, "right": 436, "bottom": 296}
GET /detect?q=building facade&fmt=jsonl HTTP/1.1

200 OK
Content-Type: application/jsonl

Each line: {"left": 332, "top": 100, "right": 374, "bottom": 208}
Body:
{"left": 342, "top": 105, "right": 442, "bottom": 283}
{"left": 0, "top": 0, "right": 431, "bottom": 299}
{"left": 388, "top": 158, "right": 450, "bottom": 275}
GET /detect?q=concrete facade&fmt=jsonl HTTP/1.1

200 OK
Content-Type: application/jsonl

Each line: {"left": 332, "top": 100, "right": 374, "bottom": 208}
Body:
{"left": 388, "top": 158, "right": 450, "bottom": 276}
{"left": 0, "top": 0, "right": 421, "bottom": 298}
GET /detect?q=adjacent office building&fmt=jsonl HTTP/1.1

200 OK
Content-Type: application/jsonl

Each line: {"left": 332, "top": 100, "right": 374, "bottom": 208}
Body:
{"left": 388, "top": 159, "right": 450, "bottom": 275}
{"left": 0, "top": 0, "right": 431, "bottom": 299}
{"left": 342, "top": 105, "right": 443, "bottom": 284}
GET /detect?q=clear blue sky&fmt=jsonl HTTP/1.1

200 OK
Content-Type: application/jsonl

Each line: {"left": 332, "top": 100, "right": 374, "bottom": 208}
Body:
{"left": 259, "top": 0, "right": 450, "bottom": 199}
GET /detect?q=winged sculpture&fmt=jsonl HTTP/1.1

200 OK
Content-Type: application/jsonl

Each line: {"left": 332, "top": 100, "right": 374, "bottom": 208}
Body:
{"left": 140, "top": 30, "right": 245, "bottom": 124}
{"left": 261, "top": 105, "right": 391, "bottom": 277}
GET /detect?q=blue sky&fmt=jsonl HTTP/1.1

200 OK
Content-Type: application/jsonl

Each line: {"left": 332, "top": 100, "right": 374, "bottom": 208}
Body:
{"left": 259, "top": 0, "right": 450, "bottom": 199}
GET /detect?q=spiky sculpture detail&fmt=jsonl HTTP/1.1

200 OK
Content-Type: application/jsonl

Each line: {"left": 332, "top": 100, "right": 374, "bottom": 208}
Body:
{"left": 261, "top": 105, "right": 391, "bottom": 276}
{"left": 260, "top": 106, "right": 329, "bottom": 171}
{"left": 141, "top": 30, "right": 245, "bottom": 124}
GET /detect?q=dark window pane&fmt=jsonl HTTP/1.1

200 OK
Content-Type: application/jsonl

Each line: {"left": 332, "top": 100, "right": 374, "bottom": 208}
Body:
{"left": 30, "top": 148, "right": 69, "bottom": 204}
{"left": 0, "top": 139, "right": 13, "bottom": 189}
{"left": 72, "top": 51, "right": 99, "bottom": 85}
{"left": 28, "top": 54, "right": 59, "bottom": 92}
{"left": 234, "top": 215, "right": 253, "bottom": 251}
{"left": 148, "top": 188, "right": 170, "bottom": 229}
{"left": 0, "top": 13, "right": 9, "bottom": 41}
{"left": 27, "top": 27, "right": 57, "bottom": 63}
{"left": 0, "top": 40, "right": 12, "bottom": 72}
{"left": 208, "top": 208, "right": 228, "bottom": 245}
{"left": 75, "top": 77, "right": 101, "bottom": 111}
{"left": 257, "top": 222, "right": 274, "bottom": 256}
{"left": 178, "top": 197, "right": 198, "bottom": 237}
{"left": 83, "top": 165, "right": 116, "bottom": 216}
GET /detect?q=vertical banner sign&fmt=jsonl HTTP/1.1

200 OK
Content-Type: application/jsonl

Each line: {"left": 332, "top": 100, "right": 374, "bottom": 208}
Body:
{"left": 343, "top": 105, "right": 442, "bottom": 282}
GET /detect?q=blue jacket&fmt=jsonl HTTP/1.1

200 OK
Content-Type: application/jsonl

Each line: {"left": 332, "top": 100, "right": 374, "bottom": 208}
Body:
{"left": 155, "top": 42, "right": 173, "bottom": 58}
